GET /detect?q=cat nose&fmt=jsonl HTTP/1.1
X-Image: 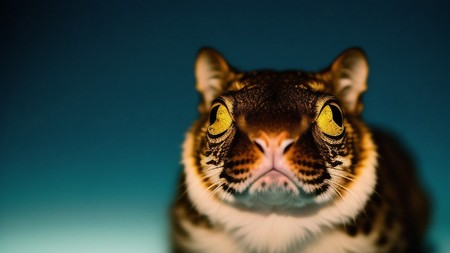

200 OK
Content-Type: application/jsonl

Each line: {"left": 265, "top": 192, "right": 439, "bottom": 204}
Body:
{"left": 253, "top": 132, "right": 295, "bottom": 156}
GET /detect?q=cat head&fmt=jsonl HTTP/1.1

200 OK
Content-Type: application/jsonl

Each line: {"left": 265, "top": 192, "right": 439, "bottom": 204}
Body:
{"left": 192, "top": 47, "right": 369, "bottom": 211}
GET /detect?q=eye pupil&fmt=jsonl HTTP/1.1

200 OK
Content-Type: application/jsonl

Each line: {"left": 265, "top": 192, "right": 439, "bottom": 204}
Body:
{"left": 330, "top": 104, "right": 343, "bottom": 127}
{"left": 209, "top": 105, "right": 219, "bottom": 125}
{"left": 207, "top": 103, "right": 233, "bottom": 137}
{"left": 316, "top": 103, "right": 344, "bottom": 138}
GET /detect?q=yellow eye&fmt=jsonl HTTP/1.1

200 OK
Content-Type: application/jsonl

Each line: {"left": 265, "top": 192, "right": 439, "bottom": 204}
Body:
{"left": 208, "top": 103, "right": 233, "bottom": 136}
{"left": 317, "top": 104, "right": 344, "bottom": 137}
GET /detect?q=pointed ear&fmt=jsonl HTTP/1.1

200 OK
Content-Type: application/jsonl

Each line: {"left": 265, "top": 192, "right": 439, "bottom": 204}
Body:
{"left": 195, "top": 47, "right": 233, "bottom": 113}
{"left": 328, "top": 48, "right": 369, "bottom": 115}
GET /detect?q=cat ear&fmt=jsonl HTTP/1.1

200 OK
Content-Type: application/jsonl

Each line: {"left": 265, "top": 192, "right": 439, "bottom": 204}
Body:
{"left": 195, "top": 47, "right": 233, "bottom": 113}
{"left": 328, "top": 48, "right": 369, "bottom": 115}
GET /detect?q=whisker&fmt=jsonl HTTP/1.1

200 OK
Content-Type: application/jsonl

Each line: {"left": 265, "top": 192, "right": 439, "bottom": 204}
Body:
{"left": 332, "top": 180, "right": 363, "bottom": 206}
{"left": 206, "top": 183, "right": 223, "bottom": 201}
{"left": 184, "top": 178, "right": 221, "bottom": 213}
{"left": 174, "top": 180, "right": 189, "bottom": 201}
{"left": 328, "top": 168, "right": 376, "bottom": 208}
{"left": 206, "top": 185, "right": 224, "bottom": 217}
{"left": 328, "top": 168, "right": 356, "bottom": 179}
{"left": 328, "top": 172, "right": 356, "bottom": 183}
{"left": 213, "top": 181, "right": 234, "bottom": 217}
{"left": 204, "top": 165, "right": 223, "bottom": 172}
{"left": 323, "top": 184, "right": 348, "bottom": 228}
{"left": 326, "top": 181, "right": 355, "bottom": 225}
{"left": 330, "top": 180, "right": 369, "bottom": 220}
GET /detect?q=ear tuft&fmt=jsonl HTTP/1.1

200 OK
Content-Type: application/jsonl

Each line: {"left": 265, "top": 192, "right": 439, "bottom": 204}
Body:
{"left": 195, "top": 47, "right": 233, "bottom": 113}
{"left": 329, "top": 48, "right": 369, "bottom": 115}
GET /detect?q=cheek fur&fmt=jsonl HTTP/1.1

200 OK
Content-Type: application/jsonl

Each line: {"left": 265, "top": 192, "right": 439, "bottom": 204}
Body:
{"left": 219, "top": 139, "right": 263, "bottom": 187}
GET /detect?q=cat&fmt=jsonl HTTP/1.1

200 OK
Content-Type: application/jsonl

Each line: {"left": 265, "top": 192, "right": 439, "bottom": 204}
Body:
{"left": 171, "top": 47, "right": 429, "bottom": 253}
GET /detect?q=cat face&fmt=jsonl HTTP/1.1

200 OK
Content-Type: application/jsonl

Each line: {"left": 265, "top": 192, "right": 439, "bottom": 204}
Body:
{"left": 198, "top": 72, "right": 360, "bottom": 211}
{"left": 192, "top": 48, "right": 369, "bottom": 211}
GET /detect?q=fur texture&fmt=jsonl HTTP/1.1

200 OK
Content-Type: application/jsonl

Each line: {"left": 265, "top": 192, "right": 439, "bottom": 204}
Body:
{"left": 171, "top": 48, "right": 429, "bottom": 253}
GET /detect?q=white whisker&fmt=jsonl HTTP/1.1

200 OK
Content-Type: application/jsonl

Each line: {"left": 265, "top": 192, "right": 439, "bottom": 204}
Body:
{"left": 328, "top": 171, "right": 356, "bottom": 182}
{"left": 323, "top": 184, "right": 348, "bottom": 228}
{"left": 326, "top": 179, "right": 356, "bottom": 225}
{"left": 330, "top": 180, "right": 368, "bottom": 220}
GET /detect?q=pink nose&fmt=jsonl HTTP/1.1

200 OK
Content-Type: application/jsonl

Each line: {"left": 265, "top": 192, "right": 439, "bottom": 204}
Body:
{"left": 253, "top": 131, "right": 295, "bottom": 157}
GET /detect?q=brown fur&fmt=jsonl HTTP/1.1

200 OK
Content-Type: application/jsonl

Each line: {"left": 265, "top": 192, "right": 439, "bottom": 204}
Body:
{"left": 171, "top": 48, "right": 430, "bottom": 253}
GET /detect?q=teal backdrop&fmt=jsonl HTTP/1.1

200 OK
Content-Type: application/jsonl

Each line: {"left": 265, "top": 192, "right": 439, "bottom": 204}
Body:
{"left": 1, "top": 1, "right": 449, "bottom": 252}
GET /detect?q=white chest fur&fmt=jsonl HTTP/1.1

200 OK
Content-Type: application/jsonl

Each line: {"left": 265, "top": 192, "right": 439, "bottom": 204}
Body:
{"left": 180, "top": 217, "right": 379, "bottom": 253}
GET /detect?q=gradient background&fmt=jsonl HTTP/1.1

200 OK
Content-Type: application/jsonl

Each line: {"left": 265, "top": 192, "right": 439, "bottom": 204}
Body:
{"left": 1, "top": 1, "right": 449, "bottom": 252}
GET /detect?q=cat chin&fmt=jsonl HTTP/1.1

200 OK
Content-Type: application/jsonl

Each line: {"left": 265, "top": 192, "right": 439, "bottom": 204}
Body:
{"left": 229, "top": 190, "right": 323, "bottom": 216}
{"left": 248, "top": 170, "right": 299, "bottom": 195}
{"left": 232, "top": 170, "right": 325, "bottom": 210}
{"left": 233, "top": 181, "right": 316, "bottom": 211}
{"left": 254, "top": 191, "right": 296, "bottom": 206}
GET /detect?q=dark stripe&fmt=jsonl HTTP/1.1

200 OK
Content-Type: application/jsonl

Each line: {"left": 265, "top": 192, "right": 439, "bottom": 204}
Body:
{"left": 296, "top": 160, "right": 326, "bottom": 170}
{"left": 346, "top": 224, "right": 358, "bottom": 236}
{"left": 206, "top": 159, "right": 220, "bottom": 165}
{"left": 222, "top": 184, "right": 236, "bottom": 194}
{"left": 219, "top": 170, "right": 245, "bottom": 183}
{"left": 329, "top": 160, "right": 343, "bottom": 167}
{"left": 298, "top": 169, "right": 317, "bottom": 176}
{"left": 195, "top": 149, "right": 203, "bottom": 175}
{"left": 313, "top": 183, "right": 329, "bottom": 195}
{"left": 300, "top": 172, "right": 331, "bottom": 185}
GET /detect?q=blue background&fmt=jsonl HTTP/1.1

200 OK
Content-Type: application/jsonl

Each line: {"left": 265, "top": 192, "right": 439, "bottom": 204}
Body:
{"left": 1, "top": 1, "right": 449, "bottom": 252}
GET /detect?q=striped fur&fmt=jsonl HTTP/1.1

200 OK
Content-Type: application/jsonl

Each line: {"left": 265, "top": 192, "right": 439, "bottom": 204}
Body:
{"left": 171, "top": 48, "right": 429, "bottom": 253}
